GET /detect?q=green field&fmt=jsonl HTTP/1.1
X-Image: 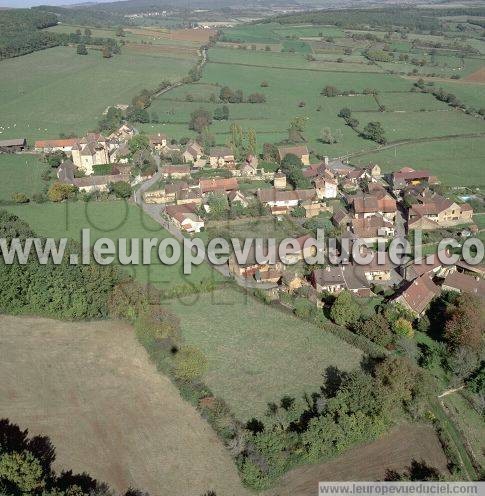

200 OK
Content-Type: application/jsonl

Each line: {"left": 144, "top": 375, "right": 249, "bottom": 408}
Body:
{"left": 6, "top": 202, "right": 219, "bottom": 290}
{"left": 351, "top": 136, "right": 485, "bottom": 186}
{"left": 0, "top": 46, "right": 196, "bottom": 142}
{"left": 170, "top": 288, "right": 363, "bottom": 420}
{"left": 433, "top": 81, "right": 485, "bottom": 110}
{"left": 0, "top": 154, "right": 48, "bottom": 202}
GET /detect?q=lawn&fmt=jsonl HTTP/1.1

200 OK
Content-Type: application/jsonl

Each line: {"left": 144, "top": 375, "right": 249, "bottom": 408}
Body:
{"left": 0, "top": 46, "right": 196, "bottom": 142}
{"left": 170, "top": 288, "right": 364, "bottom": 420}
{"left": 5, "top": 202, "right": 220, "bottom": 290}
{"left": 351, "top": 136, "right": 485, "bottom": 186}
{"left": 0, "top": 154, "right": 48, "bottom": 202}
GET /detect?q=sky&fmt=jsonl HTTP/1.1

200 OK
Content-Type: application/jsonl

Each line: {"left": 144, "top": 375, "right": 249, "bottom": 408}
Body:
{"left": 0, "top": 0, "right": 114, "bottom": 7}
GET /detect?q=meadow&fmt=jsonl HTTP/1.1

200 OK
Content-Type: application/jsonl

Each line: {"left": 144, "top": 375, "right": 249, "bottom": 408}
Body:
{"left": 170, "top": 288, "right": 363, "bottom": 420}
{"left": 352, "top": 136, "right": 485, "bottom": 186}
{"left": 0, "top": 154, "right": 48, "bottom": 201}
{"left": 0, "top": 45, "right": 196, "bottom": 142}
{"left": 6, "top": 201, "right": 220, "bottom": 290}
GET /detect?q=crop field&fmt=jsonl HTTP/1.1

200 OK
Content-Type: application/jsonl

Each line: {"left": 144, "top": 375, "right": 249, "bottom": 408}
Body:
{"left": 6, "top": 202, "right": 219, "bottom": 290}
{"left": 0, "top": 46, "right": 196, "bottom": 142}
{"left": 0, "top": 315, "right": 248, "bottom": 496}
{"left": 170, "top": 288, "right": 363, "bottom": 420}
{"left": 351, "top": 136, "right": 485, "bottom": 186}
{"left": 0, "top": 154, "right": 48, "bottom": 201}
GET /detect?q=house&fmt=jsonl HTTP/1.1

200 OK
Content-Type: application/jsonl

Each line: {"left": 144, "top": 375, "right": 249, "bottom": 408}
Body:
{"left": 332, "top": 208, "right": 352, "bottom": 229}
{"left": 209, "top": 146, "right": 235, "bottom": 168}
{"left": 71, "top": 134, "right": 111, "bottom": 175}
{"left": 408, "top": 195, "right": 473, "bottom": 230}
{"left": 0, "top": 138, "right": 27, "bottom": 153}
{"left": 274, "top": 172, "right": 287, "bottom": 189}
{"left": 441, "top": 271, "right": 484, "bottom": 299}
{"left": 176, "top": 187, "right": 202, "bottom": 206}
{"left": 183, "top": 140, "right": 204, "bottom": 166}
{"left": 165, "top": 203, "right": 204, "bottom": 233}
{"left": 302, "top": 201, "right": 327, "bottom": 218}
{"left": 310, "top": 265, "right": 371, "bottom": 296}
{"left": 228, "top": 190, "right": 249, "bottom": 207}
{"left": 228, "top": 246, "right": 284, "bottom": 281}
{"left": 327, "top": 159, "right": 354, "bottom": 177}
{"left": 241, "top": 154, "right": 258, "bottom": 176}
{"left": 56, "top": 161, "right": 75, "bottom": 183}
{"left": 149, "top": 133, "right": 168, "bottom": 151}
{"left": 164, "top": 181, "right": 189, "bottom": 202}
{"left": 402, "top": 250, "right": 455, "bottom": 282}
{"left": 199, "top": 177, "right": 239, "bottom": 195}
{"left": 35, "top": 138, "right": 77, "bottom": 153}
{"left": 351, "top": 193, "right": 397, "bottom": 221}
{"left": 391, "top": 167, "right": 437, "bottom": 191}
{"left": 282, "top": 234, "right": 319, "bottom": 264}
{"left": 350, "top": 215, "right": 395, "bottom": 244}
{"left": 314, "top": 173, "right": 338, "bottom": 199}
{"left": 277, "top": 145, "right": 310, "bottom": 166}
{"left": 345, "top": 168, "right": 370, "bottom": 185}
{"left": 357, "top": 252, "right": 392, "bottom": 282}
{"left": 392, "top": 273, "right": 440, "bottom": 317}
{"left": 58, "top": 165, "right": 130, "bottom": 192}
{"left": 257, "top": 188, "right": 316, "bottom": 214}
{"left": 281, "top": 271, "right": 305, "bottom": 293}
{"left": 109, "top": 124, "right": 136, "bottom": 142}
{"left": 160, "top": 165, "right": 191, "bottom": 179}
{"left": 367, "top": 164, "right": 381, "bottom": 178}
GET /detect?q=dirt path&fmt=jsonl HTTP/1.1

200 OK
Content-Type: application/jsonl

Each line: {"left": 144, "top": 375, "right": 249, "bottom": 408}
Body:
{"left": 0, "top": 315, "right": 250, "bottom": 496}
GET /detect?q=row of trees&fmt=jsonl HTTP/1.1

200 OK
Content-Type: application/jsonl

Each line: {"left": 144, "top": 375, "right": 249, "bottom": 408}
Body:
{"left": 219, "top": 86, "right": 266, "bottom": 104}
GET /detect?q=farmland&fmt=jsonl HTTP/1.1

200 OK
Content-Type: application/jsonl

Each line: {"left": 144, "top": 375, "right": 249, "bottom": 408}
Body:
{"left": 0, "top": 154, "right": 48, "bottom": 201}
{"left": 6, "top": 202, "right": 220, "bottom": 290}
{"left": 170, "top": 288, "right": 363, "bottom": 420}
{"left": 0, "top": 45, "right": 196, "bottom": 142}
{"left": 0, "top": 315, "right": 249, "bottom": 496}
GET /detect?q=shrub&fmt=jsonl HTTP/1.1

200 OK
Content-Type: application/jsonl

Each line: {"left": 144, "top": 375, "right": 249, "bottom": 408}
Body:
{"left": 47, "top": 182, "right": 77, "bottom": 202}
{"left": 393, "top": 317, "right": 414, "bottom": 338}
{"left": 172, "top": 346, "right": 208, "bottom": 382}
{"left": 11, "top": 192, "right": 29, "bottom": 203}
{"left": 330, "top": 290, "right": 360, "bottom": 326}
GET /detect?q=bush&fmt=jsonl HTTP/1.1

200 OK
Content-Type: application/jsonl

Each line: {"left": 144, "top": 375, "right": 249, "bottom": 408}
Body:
{"left": 47, "top": 182, "right": 77, "bottom": 202}
{"left": 330, "top": 290, "right": 360, "bottom": 326}
{"left": 172, "top": 346, "right": 208, "bottom": 382}
{"left": 393, "top": 317, "right": 414, "bottom": 338}
{"left": 11, "top": 192, "right": 29, "bottom": 203}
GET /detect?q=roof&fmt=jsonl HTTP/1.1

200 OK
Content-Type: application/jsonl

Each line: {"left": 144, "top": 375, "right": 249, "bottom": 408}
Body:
{"left": 228, "top": 190, "right": 246, "bottom": 202}
{"left": 312, "top": 264, "right": 369, "bottom": 292}
{"left": 351, "top": 215, "right": 393, "bottom": 239}
{"left": 277, "top": 145, "right": 309, "bottom": 161}
{"left": 35, "top": 139, "right": 78, "bottom": 148}
{"left": 442, "top": 272, "right": 485, "bottom": 298}
{"left": 0, "top": 138, "right": 26, "bottom": 147}
{"left": 353, "top": 195, "right": 379, "bottom": 214}
{"left": 149, "top": 133, "right": 167, "bottom": 144}
{"left": 405, "top": 249, "right": 452, "bottom": 280}
{"left": 57, "top": 161, "right": 75, "bottom": 183}
{"left": 176, "top": 188, "right": 201, "bottom": 201}
{"left": 184, "top": 141, "right": 203, "bottom": 157}
{"left": 257, "top": 188, "right": 316, "bottom": 204}
{"left": 165, "top": 181, "right": 189, "bottom": 194}
{"left": 210, "top": 146, "right": 233, "bottom": 158}
{"left": 332, "top": 208, "right": 351, "bottom": 225}
{"left": 199, "top": 177, "right": 238, "bottom": 194}
{"left": 393, "top": 168, "right": 432, "bottom": 185}
{"left": 396, "top": 273, "right": 440, "bottom": 315}
{"left": 165, "top": 202, "right": 199, "bottom": 218}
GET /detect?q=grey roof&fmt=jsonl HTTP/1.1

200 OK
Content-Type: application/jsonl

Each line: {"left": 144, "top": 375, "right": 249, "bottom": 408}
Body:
{"left": 0, "top": 138, "right": 26, "bottom": 147}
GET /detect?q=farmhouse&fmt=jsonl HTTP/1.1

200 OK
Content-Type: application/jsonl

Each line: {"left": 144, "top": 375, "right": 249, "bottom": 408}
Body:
{"left": 209, "top": 146, "right": 235, "bottom": 168}
{"left": 441, "top": 271, "right": 485, "bottom": 299}
{"left": 393, "top": 273, "right": 441, "bottom": 317}
{"left": 35, "top": 138, "right": 78, "bottom": 153}
{"left": 0, "top": 138, "right": 27, "bottom": 152}
{"left": 391, "top": 167, "right": 437, "bottom": 191}
{"left": 241, "top": 154, "right": 259, "bottom": 176}
{"left": 228, "top": 246, "right": 284, "bottom": 281}
{"left": 408, "top": 195, "right": 473, "bottom": 230}
{"left": 350, "top": 215, "right": 395, "bottom": 243}
{"left": 165, "top": 203, "right": 204, "bottom": 233}
{"left": 160, "top": 165, "right": 191, "bottom": 179}
{"left": 182, "top": 140, "right": 204, "bottom": 165}
{"left": 199, "top": 177, "right": 239, "bottom": 195}
{"left": 277, "top": 144, "right": 310, "bottom": 166}
{"left": 314, "top": 173, "right": 338, "bottom": 199}
{"left": 310, "top": 265, "right": 371, "bottom": 296}
{"left": 149, "top": 133, "right": 168, "bottom": 151}
{"left": 257, "top": 188, "right": 316, "bottom": 215}
{"left": 71, "top": 134, "right": 111, "bottom": 175}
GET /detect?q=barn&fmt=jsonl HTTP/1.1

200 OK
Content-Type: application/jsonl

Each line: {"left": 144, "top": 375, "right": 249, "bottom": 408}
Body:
{"left": 0, "top": 138, "right": 27, "bottom": 153}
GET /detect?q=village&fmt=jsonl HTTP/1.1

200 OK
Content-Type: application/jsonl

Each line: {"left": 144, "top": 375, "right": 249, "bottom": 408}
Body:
{"left": 1, "top": 124, "right": 482, "bottom": 320}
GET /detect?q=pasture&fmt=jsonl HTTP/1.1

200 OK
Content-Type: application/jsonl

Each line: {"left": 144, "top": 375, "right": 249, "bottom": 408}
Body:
{"left": 0, "top": 45, "right": 196, "bottom": 142}
{"left": 0, "top": 315, "right": 248, "bottom": 496}
{"left": 170, "top": 288, "right": 363, "bottom": 420}
{"left": 351, "top": 136, "right": 485, "bottom": 186}
{"left": 6, "top": 202, "right": 220, "bottom": 290}
{"left": 0, "top": 154, "right": 47, "bottom": 201}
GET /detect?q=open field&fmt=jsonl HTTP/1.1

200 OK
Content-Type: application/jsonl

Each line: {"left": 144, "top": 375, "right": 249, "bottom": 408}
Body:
{"left": 170, "top": 288, "right": 363, "bottom": 420}
{"left": 0, "top": 315, "right": 249, "bottom": 496}
{"left": 6, "top": 202, "right": 220, "bottom": 290}
{"left": 0, "top": 46, "right": 196, "bottom": 142}
{"left": 351, "top": 136, "right": 485, "bottom": 187}
{"left": 268, "top": 424, "right": 449, "bottom": 495}
{"left": 0, "top": 154, "right": 47, "bottom": 201}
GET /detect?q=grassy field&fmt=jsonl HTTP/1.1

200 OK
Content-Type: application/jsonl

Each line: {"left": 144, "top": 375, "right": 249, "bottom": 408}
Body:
{"left": 170, "top": 288, "right": 363, "bottom": 420}
{"left": 0, "top": 315, "right": 249, "bottom": 496}
{"left": 0, "top": 46, "right": 196, "bottom": 142}
{"left": 351, "top": 136, "right": 485, "bottom": 186}
{"left": 0, "top": 154, "right": 48, "bottom": 201}
{"left": 6, "top": 202, "right": 219, "bottom": 290}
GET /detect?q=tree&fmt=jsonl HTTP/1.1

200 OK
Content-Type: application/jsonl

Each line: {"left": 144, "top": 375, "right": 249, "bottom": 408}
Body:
{"left": 76, "top": 43, "right": 88, "bottom": 55}
{"left": 172, "top": 346, "right": 208, "bottom": 382}
{"left": 213, "top": 105, "right": 229, "bottom": 121}
{"left": 128, "top": 134, "right": 149, "bottom": 154}
{"left": 11, "top": 192, "right": 29, "bottom": 203}
{"left": 321, "top": 85, "right": 339, "bottom": 97}
{"left": 247, "top": 93, "right": 266, "bottom": 103}
{"left": 0, "top": 451, "right": 44, "bottom": 493}
{"left": 444, "top": 293, "right": 484, "bottom": 349}
{"left": 109, "top": 181, "right": 132, "bottom": 198}
{"left": 189, "top": 108, "right": 212, "bottom": 133}
{"left": 288, "top": 116, "right": 306, "bottom": 143}
{"left": 393, "top": 318, "right": 414, "bottom": 338}
{"left": 84, "top": 28, "right": 92, "bottom": 37}
{"left": 102, "top": 45, "right": 112, "bottom": 58}
{"left": 206, "top": 192, "right": 229, "bottom": 220}
{"left": 47, "top": 182, "right": 77, "bottom": 202}
{"left": 362, "top": 121, "right": 386, "bottom": 144}
{"left": 246, "top": 128, "right": 257, "bottom": 156}
{"left": 116, "top": 27, "right": 125, "bottom": 37}
{"left": 353, "top": 313, "right": 393, "bottom": 347}
{"left": 338, "top": 107, "right": 352, "bottom": 119}
{"left": 330, "top": 290, "right": 360, "bottom": 326}
{"left": 127, "top": 106, "right": 149, "bottom": 123}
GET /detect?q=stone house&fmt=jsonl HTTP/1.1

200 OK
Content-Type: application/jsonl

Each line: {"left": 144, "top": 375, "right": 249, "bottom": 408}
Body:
{"left": 277, "top": 144, "right": 310, "bottom": 166}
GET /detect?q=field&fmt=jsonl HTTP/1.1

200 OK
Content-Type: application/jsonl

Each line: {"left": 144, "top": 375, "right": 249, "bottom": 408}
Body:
{"left": 0, "top": 315, "right": 249, "bottom": 496}
{"left": 6, "top": 202, "right": 220, "bottom": 290}
{"left": 0, "top": 154, "right": 48, "bottom": 201}
{"left": 268, "top": 424, "right": 449, "bottom": 495}
{"left": 351, "top": 136, "right": 485, "bottom": 187}
{"left": 0, "top": 45, "right": 196, "bottom": 142}
{"left": 169, "top": 288, "right": 363, "bottom": 420}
